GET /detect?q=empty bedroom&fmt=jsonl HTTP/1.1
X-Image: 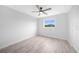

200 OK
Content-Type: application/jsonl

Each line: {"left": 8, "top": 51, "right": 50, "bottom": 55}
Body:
{"left": 0, "top": 5, "right": 79, "bottom": 53}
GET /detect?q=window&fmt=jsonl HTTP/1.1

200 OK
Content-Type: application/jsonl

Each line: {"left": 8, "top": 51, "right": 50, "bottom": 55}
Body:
{"left": 43, "top": 18, "right": 56, "bottom": 28}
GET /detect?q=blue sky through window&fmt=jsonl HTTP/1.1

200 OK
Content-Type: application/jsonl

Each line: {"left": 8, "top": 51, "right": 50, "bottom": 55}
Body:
{"left": 44, "top": 18, "right": 56, "bottom": 25}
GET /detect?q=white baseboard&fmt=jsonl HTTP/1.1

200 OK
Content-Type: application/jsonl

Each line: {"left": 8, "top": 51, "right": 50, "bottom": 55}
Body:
{"left": 67, "top": 39, "right": 78, "bottom": 53}
{"left": 0, "top": 34, "right": 36, "bottom": 50}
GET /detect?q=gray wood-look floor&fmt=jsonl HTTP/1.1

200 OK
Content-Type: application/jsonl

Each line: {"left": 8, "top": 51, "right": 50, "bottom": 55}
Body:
{"left": 0, "top": 36, "right": 76, "bottom": 53}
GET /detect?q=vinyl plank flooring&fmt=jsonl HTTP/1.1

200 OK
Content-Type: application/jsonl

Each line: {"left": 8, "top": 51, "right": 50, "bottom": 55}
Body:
{"left": 0, "top": 36, "right": 76, "bottom": 53}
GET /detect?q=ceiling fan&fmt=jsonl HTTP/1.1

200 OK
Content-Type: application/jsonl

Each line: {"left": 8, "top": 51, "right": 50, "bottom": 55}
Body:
{"left": 32, "top": 5, "right": 52, "bottom": 16}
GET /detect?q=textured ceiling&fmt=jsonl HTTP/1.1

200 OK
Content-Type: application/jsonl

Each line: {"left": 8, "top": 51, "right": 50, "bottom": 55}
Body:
{"left": 5, "top": 5, "right": 72, "bottom": 18}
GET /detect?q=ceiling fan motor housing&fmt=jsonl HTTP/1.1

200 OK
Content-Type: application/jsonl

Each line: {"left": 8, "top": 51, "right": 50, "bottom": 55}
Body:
{"left": 40, "top": 7, "right": 43, "bottom": 9}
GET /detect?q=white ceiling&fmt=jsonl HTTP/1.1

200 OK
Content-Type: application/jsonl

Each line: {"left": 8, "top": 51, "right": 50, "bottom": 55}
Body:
{"left": 5, "top": 5, "right": 72, "bottom": 18}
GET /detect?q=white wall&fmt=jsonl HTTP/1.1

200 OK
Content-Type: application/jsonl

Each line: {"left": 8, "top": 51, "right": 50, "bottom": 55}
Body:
{"left": 0, "top": 6, "right": 37, "bottom": 49}
{"left": 37, "top": 13, "right": 69, "bottom": 40}
{"left": 68, "top": 6, "right": 79, "bottom": 52}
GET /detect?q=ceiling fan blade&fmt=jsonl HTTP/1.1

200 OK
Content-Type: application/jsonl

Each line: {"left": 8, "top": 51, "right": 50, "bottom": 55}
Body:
{"left": 42, "top": 11, "right": 47, "bottom": 15}
{"left": 32, "top": 11, "right": 39, "bottom": 12}
{"left": 36, "top": 5, "right": 40, "bottom": 10}
{"left": 43, "top": 8, "right": 52, "bottom": 11}
{"left": 38, "top": 12, "right": 40, "bottom": 16}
